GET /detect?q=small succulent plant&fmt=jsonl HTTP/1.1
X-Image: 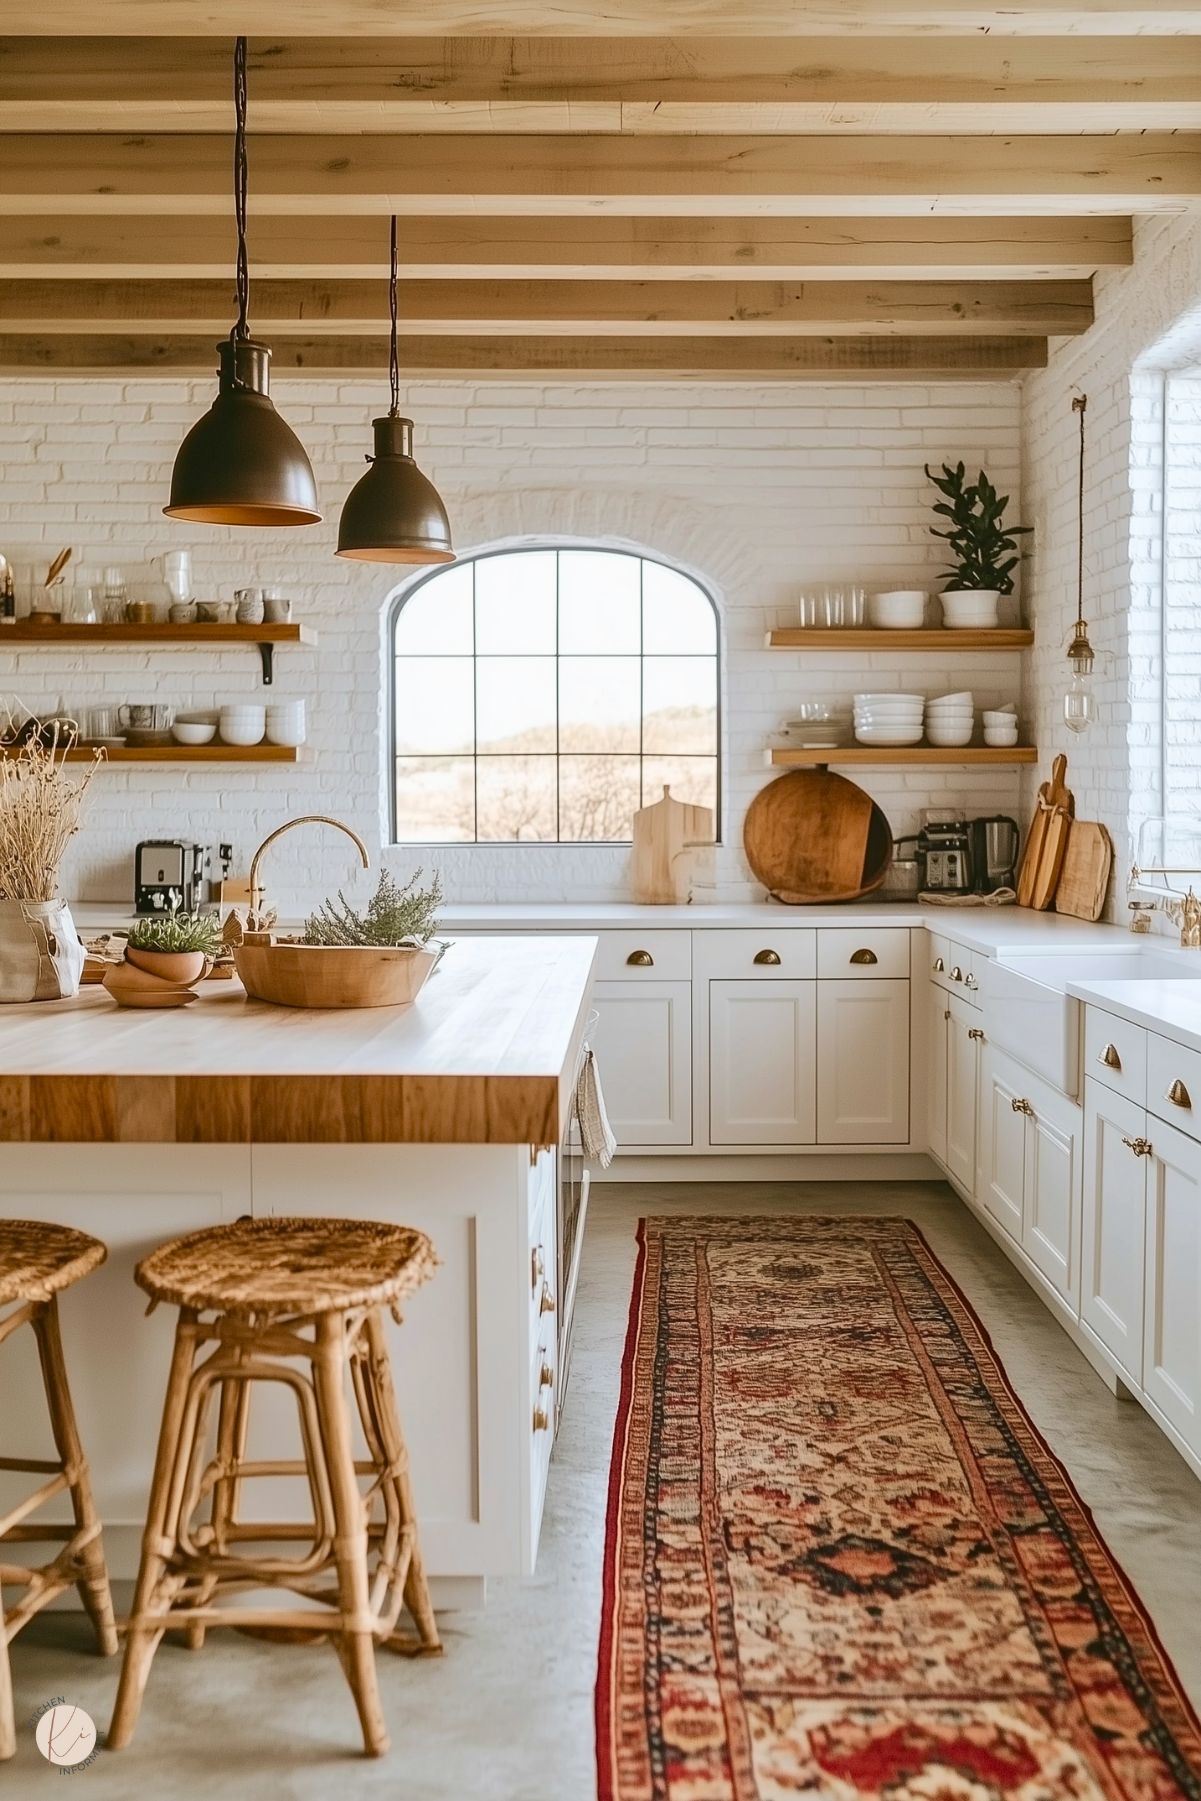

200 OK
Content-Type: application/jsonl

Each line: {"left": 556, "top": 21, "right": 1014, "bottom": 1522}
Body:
{"left": 302, "top": 868, "right": 443, "bottom": 949}
{"left": 126, "top": 911, "right": 223, "bottom": 955}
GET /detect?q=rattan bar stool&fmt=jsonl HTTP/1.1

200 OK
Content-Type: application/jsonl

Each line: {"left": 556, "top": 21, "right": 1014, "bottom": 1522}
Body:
{"left": 108, "top": 1215, "right": 441, "bottom": 1758}
{"left": 0, "top": 1221, "right": 119, "bottom": 1761}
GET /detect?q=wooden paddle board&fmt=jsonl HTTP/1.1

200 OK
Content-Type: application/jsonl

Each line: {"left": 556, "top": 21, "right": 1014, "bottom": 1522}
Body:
{"left": 631, "top": 784, "right": 715, "bottom": 904}
{"left": 1017, "top": 754, "right": 1074, "bottom": 910}
{"left": 1054, "top": 821, "right": 1114, "bottom": 921}
{"left": 743, "top": 769, "right": 892, "bottom": 904}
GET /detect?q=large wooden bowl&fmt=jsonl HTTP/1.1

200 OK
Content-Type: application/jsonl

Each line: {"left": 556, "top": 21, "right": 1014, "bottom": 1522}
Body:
{"left": 234, "top": 940, "right": 440, "bottom": 1009}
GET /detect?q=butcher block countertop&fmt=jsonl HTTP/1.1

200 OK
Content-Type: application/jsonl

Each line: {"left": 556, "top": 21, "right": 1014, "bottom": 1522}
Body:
{"left": 0, "top": 934, "right": 597, "bottom": 1148}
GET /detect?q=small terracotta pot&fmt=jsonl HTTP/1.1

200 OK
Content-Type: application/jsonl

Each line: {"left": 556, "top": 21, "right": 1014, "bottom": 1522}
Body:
{"left": 125, "top": 947, "right": 208, "bottom": 987}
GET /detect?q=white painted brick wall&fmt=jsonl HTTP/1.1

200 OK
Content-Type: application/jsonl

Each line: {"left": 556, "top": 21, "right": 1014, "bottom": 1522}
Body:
{"left": 1021, "top": 214, "right": 1201, "bottom": 919}
{"left": 0, "top": 376, "right": 1021, "bottom": 909}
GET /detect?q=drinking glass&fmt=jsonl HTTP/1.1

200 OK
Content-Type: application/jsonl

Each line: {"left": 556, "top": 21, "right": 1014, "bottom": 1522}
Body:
{"left": 798, "top": 592, "right": 819, "bottom": 627}
{"left": 846, "top": 586, "right": 866, "bottom": 628}
{"left": 821, "top": 587, "right": 844, "bottom": 628}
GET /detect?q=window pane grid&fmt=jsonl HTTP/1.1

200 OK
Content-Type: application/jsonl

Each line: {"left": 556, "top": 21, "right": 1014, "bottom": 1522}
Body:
{"left": 392, "top": 548, "right": 718, "bottom": 845}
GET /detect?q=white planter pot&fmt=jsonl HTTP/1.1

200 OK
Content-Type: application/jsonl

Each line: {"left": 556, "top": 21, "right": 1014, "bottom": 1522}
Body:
{"left": 940, "top": 588, "right": 1002, "bottom": 629}
{"left": 0, "top": 897, "right": 86, "bottom": 1002}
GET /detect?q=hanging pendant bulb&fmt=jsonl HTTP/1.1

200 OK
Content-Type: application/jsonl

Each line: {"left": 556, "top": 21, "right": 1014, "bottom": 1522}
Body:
{"left": 1063, "top": 394, "right": 1096, "bottom": 735}
{"left": 336, "top": 216, "right": 454, "bottom": 564}
{"left": 164, "top": 38, "right": 319, "bottom": 528}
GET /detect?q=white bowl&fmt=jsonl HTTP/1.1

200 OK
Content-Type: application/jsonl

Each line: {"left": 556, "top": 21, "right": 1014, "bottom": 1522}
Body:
{"left": 869, "top": 590, "right": 927, "bottom": 629}
{"left": 855, "top": 709, "right": 925, "bottom": 725}
{"left": 982, "top": 709, "right": 1017, "bottom": 725}
{"left": 855, "top": 726, "right": 924, "bottom": 746}
{"left": 984, "top": 728, "right": 1020, "bottom": 747}
{"left": 175, "top": 709, "right": 219, "bottom": 726}
{"left": 171, "top": 722, "right": 217, "bottom": 746}
{"left": 929, "top": 691, "right": 973, "bottom": 707}
{"left": 941, "top": 595, "right": 1000, "bottom": 629}
{"left": 220, "top": 722, "right": 266, "bottom": 747}
{"left": 925, "top": 706, "right": 974, "bottom": 722}
{"left": 265, "top": 724, "right": 307, "bottom": 747}
{"left": 926, "top": 726, "right": 975, "bottom": 747}
{"left": 854, "top": 692, "right": 924, "bottom": 708}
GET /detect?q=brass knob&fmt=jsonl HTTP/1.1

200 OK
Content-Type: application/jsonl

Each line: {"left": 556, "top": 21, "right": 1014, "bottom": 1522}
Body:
{"left": 944, "top": 1008, "right": 951, "bottom": 1022}
{"left": 540, "top": 1283, "right": 556, "bottom": 1316}
{"left": 626, "top": 949, "right": 654, "bottom": 967}
{"left": 968, "top": 1027, "right": 984, "bottom": 1042}
{"left": 950, "top": 965, "right": 963, "bottom": 982}
{"left": 530, "top": 1245, "right": 544, "bottom": 1292}
{"left": 1011, "top": 1097, "right": 1034, "bottom": 1116}
{"left": 964, "top": 974, "right": 978, "bottom": 990}
{"left": 540, "top": 1361, "right": 555, "bottom": 1389}
{"left": 1122, "top": 1135, "right": 1154, "bottom": 1158}
{"left": 1099, "top": 1043, "right": 1122, "bottom": 1071}
{"left": 532, "top": 1405, "right": 551, "bottom": 1433}
{"left": 1166, "top": 1078, "right": 1192, "bottom": 1110}
{"left": 932, "top": 957, "right": 945, "bottom": 973}
{"left": 753, "top": 948, "right": 781, "bottom": 965}
{"left": 849, "top": 947, "right": 878, "bottom": 966}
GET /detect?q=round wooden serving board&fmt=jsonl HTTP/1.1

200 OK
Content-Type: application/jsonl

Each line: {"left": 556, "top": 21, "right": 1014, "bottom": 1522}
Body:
{"left": 743, "top": 768, "right": 893, "bottom": 904}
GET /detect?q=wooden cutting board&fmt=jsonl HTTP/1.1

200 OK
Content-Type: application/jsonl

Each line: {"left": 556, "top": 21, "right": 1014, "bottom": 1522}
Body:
{"left": 743, "top": 769, "right": 892, "bottom": 904}
{"left": 1017, "top": 753, "right": 1074, "bottom": 910}
{"left": 631, "top": 784, "right": 715, "bottom": 904}
{"left": 1054, "top": 821, "right": 1114, "bottom": 921}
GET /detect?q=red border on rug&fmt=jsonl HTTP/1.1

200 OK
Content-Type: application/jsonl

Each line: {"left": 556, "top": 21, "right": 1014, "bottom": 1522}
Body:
{"left": 594, "top": 1213, "right": 1201, "bottom": 1800}
{"left": 595, "top": 1216, "right": 648, "bottom": 1801}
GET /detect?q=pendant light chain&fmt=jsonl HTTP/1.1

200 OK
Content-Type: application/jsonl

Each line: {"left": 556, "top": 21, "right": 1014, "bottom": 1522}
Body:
{"left": 389, "top": 214, "right": 400, "bottom": 419}
{"left": 231, "top": 35, "right": 251, "bottom": 344}
{"left": 1073, "top": 392, "right": 1087, "bottom": 634}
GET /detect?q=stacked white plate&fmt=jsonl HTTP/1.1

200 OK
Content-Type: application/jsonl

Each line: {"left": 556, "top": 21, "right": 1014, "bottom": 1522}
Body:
{"left": 781, "top": 702, "right": 850, "bottom": 750}
{"left": 853, "top": 691, "right": 924, "bottom": 746}
{"left": 940, "top": 590, "right": 1001, "bottom": 629}
{"left": 925, "top": 690, "right": 974, "bottom": 747}
{"left": 982, "top": 704, "right": 1018, "bottom": 747}
{"left": 266, "top": 699, "right": 307, "bottom": 747}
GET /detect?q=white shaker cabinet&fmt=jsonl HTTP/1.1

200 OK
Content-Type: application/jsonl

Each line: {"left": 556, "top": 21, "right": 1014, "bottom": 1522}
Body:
{"left": 945, "top": 998, "right": 981, "bottom": 1197}
{"left": 589, "top": 979, "right": 692, "bottom": 1146}
{"left": 976, "top": 1044, "right": 1081, "bottom": 1306}
{"left": 816, "top": 979, "right": 910, "bottom": 1144}
{"left": 977, "top": 1042, "right": 1027, "bottom": 1242}
{"left": 1081, "top": 1080, "right": 1148, "bottom": 1385}
{"left": 927, "top": 983, "right": 949, "bottom": 1167}
{"left": 709, "top": 978, "right": 816, "bottom": 1145}
{"left": 1141, "top": 1116, "right": 1201, "bottom": 1462}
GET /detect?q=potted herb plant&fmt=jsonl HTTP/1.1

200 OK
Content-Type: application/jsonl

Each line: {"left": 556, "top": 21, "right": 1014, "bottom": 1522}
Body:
{"left": 235, "top": 868, "right": 445, "bottom": 1009}
{"left": 925, "top": 461, "right": 1031, "bottom": 628}
{"left": 0, "top": 725, "right": 100, "bottom": 1003}
{"left": 123, "top": 910, "right": 222, "bottom": 989}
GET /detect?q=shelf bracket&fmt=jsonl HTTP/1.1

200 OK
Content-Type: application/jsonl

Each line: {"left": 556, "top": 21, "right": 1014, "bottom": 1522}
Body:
{"left": 258, "top": 642, "right": 275, "bottom": 686}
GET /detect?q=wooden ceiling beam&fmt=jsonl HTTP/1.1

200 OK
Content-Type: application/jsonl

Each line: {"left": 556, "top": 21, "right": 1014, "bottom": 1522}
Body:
{"left": 0, "top": 132, "right": 1193, "bottom": 215}
{"left": 0, "top": 215, "right": 1131, "bottom": 282}
{"left": 0, "top": 333, "right": 1048, "bottom": 379}
{"left": 5, "top": 3, "right": 1198, "bottom": 37}
{"left": 0, "top": 276, "right": 1091, "bottom": 337}
{"left": 3, "top": 38, "right": 1198, "bottom": 133}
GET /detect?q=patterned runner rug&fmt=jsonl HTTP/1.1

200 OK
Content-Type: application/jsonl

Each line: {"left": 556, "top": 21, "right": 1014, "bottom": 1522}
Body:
{"left": 596, "top": 1216, "right": 1201, "bottom": 1800}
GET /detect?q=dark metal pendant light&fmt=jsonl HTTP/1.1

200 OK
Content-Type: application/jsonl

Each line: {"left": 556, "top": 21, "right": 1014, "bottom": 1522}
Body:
{"left": 164, "top": 37, "right": 320, "bottom": 528}
{"left": 336, "top": 216, "right": 454, "bottom": 565}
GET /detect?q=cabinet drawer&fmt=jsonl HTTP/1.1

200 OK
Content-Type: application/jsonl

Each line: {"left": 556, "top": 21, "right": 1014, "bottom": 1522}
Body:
{"left": 1084, "top": 1007, "right": 1147, "bottom": 1106}
{"left": 1147, "top": 1032, "right": 1201, "bottom": 1138}
{"left": 595, "top": 930, "right": 690, "bottom": 981}
{"left": 927, "top": 931, "right": 952, "bottom": 988}
{"left": 695, "top": 928, "right": 815, "bottom": 980}
{"left": 817, "top": 927, "right": 909, "bottom": 980}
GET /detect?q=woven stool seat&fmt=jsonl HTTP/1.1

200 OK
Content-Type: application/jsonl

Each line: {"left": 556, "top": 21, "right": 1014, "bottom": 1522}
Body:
{"left": 134, "top": 1216, "right": 438, "bottom": 1316}
{"left": 0, "top": 1219, "right": 106, "bottom": 1307}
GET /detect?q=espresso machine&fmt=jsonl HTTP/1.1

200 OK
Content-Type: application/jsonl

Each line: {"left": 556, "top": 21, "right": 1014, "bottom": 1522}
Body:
{"left": 969, "top": 815, "right": 1020, "bottom": 893}
{"left": 916, "top": 811, "right": 973, "bottom": 894}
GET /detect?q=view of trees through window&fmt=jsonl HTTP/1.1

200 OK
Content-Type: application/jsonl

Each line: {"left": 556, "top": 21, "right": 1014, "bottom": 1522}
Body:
{"left": 392, "top": 548, "right": 719, "bottom": 844}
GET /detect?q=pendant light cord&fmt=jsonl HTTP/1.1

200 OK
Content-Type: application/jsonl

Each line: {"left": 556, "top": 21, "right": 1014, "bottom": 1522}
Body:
{"left": 231, "top": 35, "right": 250, "bottom": 343}
{"left": 388, "top": 214, "right": 400, "bottom": 418}
{"left": 1073, "top": 392, "right": 1087, "bottom": 631}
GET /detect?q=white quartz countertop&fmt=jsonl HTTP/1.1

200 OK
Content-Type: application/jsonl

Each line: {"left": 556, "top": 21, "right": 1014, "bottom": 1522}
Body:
{"left": 1065, "top": 977, "right": 1201, "bottom": 1054}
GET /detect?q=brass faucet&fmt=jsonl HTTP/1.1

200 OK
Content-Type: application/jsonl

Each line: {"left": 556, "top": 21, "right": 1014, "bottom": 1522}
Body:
{"left": 248, "top": 815, "right": 371, "bottom": 919}
{"left": 1170, "top": 887, "right": 1201, "bottom": 950}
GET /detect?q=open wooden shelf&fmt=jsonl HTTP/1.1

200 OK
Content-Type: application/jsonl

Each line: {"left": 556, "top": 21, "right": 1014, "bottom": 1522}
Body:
{"left": 1, "top": 743, "right": 309, "bottom": 765}
{"left": 769, "top": 745, "right": 1038, "bottom": 767}
{"left": 1, "top": 622, "right": 315, "bottom": 647}
{"left": 766, "top": 628, "right": 1032, "bottom": 651}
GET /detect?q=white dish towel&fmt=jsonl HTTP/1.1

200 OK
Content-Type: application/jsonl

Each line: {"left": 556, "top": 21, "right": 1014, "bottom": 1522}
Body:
{"left": 575, "top": 1046, "right": 617, "bottom": 1168}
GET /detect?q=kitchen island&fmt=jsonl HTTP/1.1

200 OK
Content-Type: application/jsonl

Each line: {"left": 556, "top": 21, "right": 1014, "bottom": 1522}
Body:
{"left": 0, "top": 933, "right": 597, "bottom": 1607}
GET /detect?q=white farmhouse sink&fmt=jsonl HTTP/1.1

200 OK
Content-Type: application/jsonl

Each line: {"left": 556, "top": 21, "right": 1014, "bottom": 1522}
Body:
{"left": 981, "top": 947, "right": 1201, "bottom": 1096}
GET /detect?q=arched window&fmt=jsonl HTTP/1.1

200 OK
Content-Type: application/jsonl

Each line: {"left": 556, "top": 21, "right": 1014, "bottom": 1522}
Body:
{"left": 390, "top": 547, "right": 720, "bottom": 844}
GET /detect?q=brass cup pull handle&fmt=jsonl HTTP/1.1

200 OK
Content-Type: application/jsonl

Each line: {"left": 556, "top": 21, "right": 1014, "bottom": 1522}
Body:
{"left": 968, "top": 1027, "right": 985, "bottom": 1042}
{"left": 932, "top": 957, "right": 945, "bottom": 973}
{"left": 1166, "top": 1078, "right": 1192, "bottom": 1110}
{"left": 753, "top": 948, "right": 782, "bottom": 965}
{"left": 849, "top": 948, "right": 878, "bottom": 966}
{"left": 1121, "top": 1135, "right": 1154, "bottom": 1158}
{"left": 965, "top": 974, "right": 979, "bottom": 990}
{"left": 539, "top": 1362, "right": 555, "bottom": 1390}
{"left": 1011, "top": 1097, "right": 1034, "bottom": 1116}
{"left": 1099, "top": 1043, "right": 1122, "bottom": 1071}
{"left": 539, "top": 1283, "right": 557, "bottom": 1316}
{"left": 532, "top": 1405, "right": 551, "bottom": 1433}
{"left": 950, "top": 965, "right": 963, "bottom": 982}
{"left": 626, "top": 949, "right": 654, "bottom": 967}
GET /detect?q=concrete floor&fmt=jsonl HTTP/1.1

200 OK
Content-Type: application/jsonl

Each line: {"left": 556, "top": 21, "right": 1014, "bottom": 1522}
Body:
{"left": 8, "top": 1181, "right": 1201, "bottom": 1797}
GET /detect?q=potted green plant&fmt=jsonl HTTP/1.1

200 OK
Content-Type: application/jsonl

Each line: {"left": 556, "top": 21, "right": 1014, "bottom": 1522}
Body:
{"left": 123, "top": 910, "right": 222, "bottom": 989}
{"left": 236, "top": 869, "right": 446, "bottom": 1008}
{"left": 925, "top": 461, "right": 1030, "bottom": 628}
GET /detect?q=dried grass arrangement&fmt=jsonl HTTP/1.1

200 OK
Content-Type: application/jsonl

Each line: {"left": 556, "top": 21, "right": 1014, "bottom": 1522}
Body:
{"left": 0, "top": 725, "right": 102, "bottom": 902}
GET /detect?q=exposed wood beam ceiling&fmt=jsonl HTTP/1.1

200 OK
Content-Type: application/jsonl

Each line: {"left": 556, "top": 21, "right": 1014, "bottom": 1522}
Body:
{"left": 0, "top": 10, "right": 1196, "bottom": 382}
